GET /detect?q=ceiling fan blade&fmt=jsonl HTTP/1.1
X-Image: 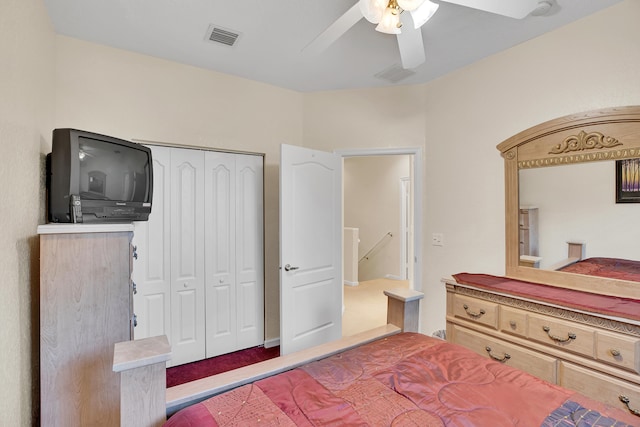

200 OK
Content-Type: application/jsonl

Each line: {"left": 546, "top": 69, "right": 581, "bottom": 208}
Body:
{"left": 397, "top": 14, "right": 425, "bottom": 69}
{"left": 302, "top": 2, "right": 364, "bottom": 56}
{"left": 440, "top": 0, "right": 539, "bottom": 19}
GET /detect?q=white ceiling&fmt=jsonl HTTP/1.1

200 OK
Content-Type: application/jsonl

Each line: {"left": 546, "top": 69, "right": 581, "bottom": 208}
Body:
{"left": 43, "top": 0, "right": 622, "bottom": 93}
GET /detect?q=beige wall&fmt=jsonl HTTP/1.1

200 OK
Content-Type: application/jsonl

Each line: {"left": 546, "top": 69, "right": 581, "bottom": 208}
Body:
{"left": 54, "top": 36, "right": 305, "bottom": 343}
{"left": 4, "top": 1, "right": 640, "bottom": 424}
{"left": 0, "top": 0, "right": 55, "bottom": 425}
{"left": 304, "top": 0, "right": 640, "bottom": 334}
{"left": 344, "top": 155, "right": 411, "bottom": 281}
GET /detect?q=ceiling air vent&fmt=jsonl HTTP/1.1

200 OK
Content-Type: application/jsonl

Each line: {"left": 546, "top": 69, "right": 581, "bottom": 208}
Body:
{"left": 205, "top": 24, "right": 241, "bottom": 47}
{"left": 374, "top": 64, "right": 416, "bottom": 83}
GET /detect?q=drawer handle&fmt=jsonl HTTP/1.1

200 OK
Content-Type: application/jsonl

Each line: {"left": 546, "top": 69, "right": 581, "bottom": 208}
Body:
{"left": 485, "top": 346, "right": 511, "bottom": 363}
{"left": 619, "top": 395, "right": 640, "bottom": 417}
{"left": 463, "top": 304, "right": 486, "bottom": 318}
{"left": 610, "top": 349, "right": 621, "bottom": 357}
{"left": 542, "top": 326, "right": 576, "bottom": 343}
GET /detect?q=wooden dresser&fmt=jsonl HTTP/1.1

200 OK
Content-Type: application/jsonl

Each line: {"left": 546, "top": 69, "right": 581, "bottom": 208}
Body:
{"left": 445, "top": 277, "right": 640, "bottom": 418}
{"left": 39, "top": 223, "right": 134, "bottom": 427}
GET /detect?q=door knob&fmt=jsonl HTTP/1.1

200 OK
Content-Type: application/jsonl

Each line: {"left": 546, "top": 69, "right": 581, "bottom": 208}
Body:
{"left": 284, "top": 264, "right": 299, "bottom": 272}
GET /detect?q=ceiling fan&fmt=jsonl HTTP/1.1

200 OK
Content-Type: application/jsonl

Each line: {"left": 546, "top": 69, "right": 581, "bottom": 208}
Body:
{"left": 303, "top": 0, "right": 547, "bottom": 69}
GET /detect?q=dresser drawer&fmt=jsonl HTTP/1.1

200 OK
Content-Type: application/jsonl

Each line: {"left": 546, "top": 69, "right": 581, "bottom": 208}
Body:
{"left": 452, "top": 294, "right": 498, "bottom": 329}
{"left": 499, "top": 306, "right": 528, "bottom": 337}
{"left": 559, "top": 361, "right": 640, "bottom": 418}
{"left": 596, "top": 330, "right": 640, "bottom": 374}
{"left": 528, "top": 313, "right": 595, "bottom": 358}
{"left": 452, "top": 324, "right": 557, "bottom": 383}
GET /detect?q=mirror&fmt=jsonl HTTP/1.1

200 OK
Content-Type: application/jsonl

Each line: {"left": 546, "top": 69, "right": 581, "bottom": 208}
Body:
{"left": 519, "top": 160, "right": 640, "bottom": 271}
{"left": 497, "top": 105, "right": 640, "bottom": 299}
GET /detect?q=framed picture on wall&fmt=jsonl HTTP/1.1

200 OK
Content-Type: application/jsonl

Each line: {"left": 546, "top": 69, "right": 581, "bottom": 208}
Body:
{"left": 616, "top": 158, "right": 640, "bottom": 203}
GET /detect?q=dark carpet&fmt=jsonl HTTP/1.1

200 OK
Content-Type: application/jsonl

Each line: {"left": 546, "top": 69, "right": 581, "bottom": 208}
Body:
{"left": 166, "top": 345, "right": 280, "bottom": 388}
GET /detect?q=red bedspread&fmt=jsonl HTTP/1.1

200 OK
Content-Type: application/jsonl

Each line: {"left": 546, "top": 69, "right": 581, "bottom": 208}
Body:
{"left": 559, "top": 257, "right": 640, "bottom": 282}
{"left": 164, "top": 333, "right": 637, "bottom": 426}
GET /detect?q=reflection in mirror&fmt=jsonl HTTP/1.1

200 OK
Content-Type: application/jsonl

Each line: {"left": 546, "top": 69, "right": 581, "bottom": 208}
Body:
{"left": 519, "top": 160, "right": 640, "bottom": 272}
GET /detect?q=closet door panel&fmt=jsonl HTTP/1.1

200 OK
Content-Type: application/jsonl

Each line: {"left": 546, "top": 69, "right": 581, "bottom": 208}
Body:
{"left": 170, "top": 148, "right": 205, "bottom": 365}
{"left": 132, "top": 145, "right": 172, "bottom": 341}
{"left": 208, "top": 284, "right": 234, "bottom": 353}
{"left": 236, "top": 154, "right": 264, "bottom": 348}
{"left": 238, "top": 282, "right": 258, "bottom": 333}
{"left": 175, "top": 288, "right": 199, "bottom": 338}
{"left": 205, "top": 151, "right": 237, "bottom": 357}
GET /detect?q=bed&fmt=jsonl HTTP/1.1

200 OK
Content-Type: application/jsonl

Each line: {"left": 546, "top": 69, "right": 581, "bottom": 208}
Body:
{"left": 559, "top": 257, "right": 640, "bottom": 283}
{"left": 160, "top": 332, "right": 638, "bottom": 426}
{"left": 544, "top": 242, "right": 640, "bottom": 283}
{"left": 113, "top": 286, "right": 640, "bottom": 427}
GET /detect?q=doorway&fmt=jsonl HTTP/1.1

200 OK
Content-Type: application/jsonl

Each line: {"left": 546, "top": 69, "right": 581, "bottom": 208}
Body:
{"left": 337, "top": 148, "right": 423, "bottom": 336}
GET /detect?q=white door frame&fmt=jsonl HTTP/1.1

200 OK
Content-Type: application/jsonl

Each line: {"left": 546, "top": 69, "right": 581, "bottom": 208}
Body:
{"left": 400, "top": 176, "right": 411, "bottom": 281}
{"left": 335, "top": 147, "right": 423, "bottom": 292}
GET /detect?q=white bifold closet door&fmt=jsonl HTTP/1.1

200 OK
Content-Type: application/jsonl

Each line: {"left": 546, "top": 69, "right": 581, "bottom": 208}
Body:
{"left": 131, "top": 146, "right": 173, "bottom": 348}
{"left": 132, "top": 145, "right": 206, "bottom": 366}
{"left": 132, "top": 145, "right": 263, "bottom": 367}
{"left": 170, "top": 147, "right": 206, "bottom": 366}
{"left": 204, "top": 151, "right": 264, "bottom": 358}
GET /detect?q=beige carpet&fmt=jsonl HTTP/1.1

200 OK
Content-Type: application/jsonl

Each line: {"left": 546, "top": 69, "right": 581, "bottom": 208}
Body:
{"left": 342, "top": 278, "right": 410, "bottom": 336}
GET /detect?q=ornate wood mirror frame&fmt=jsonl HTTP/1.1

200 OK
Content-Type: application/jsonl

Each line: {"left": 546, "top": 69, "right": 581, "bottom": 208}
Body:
{"left": 497, "top": 106, "right": 640, "bottom": 300}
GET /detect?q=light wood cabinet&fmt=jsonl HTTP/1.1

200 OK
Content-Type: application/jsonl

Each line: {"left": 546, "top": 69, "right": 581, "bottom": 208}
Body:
{"left": 559, "top": 362, "right": 640, "bottom": 410}
{"left": 445, "top": 278, "right": 640, "bottom": 419}
{"left": 451, "top": 294, "right": 499, "bottom": 329}
{"left": 39, "top": 224, "right": 134, "bottom": 427}
{"left": 527, "top": 312, "right": 595, "bottom": 358}
{"left": 596, "top": 330, "right": 640, "bottom": 373}
{"left": 451, "top": 324, "right": 557, "bottom": 383}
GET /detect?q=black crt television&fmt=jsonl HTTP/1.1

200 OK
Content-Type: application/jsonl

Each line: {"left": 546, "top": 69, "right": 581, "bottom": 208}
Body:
{"left": 47, "top": 128, "right": 153, "bottom": 223}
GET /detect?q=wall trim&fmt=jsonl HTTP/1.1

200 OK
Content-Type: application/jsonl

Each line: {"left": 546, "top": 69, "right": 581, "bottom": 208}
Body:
{"left": 264, "top": 337, "right": 280, "bottom": 348}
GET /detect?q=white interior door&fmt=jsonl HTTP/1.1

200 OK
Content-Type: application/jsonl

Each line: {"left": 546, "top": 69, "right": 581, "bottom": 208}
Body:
{"left": 280, "top": 144, "right": 342, "bottom": 355}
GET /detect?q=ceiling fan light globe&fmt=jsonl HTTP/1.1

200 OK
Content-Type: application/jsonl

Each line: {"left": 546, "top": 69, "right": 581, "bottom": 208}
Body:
{"left": 375, "top": 22, "right": 402, "bottom": 34}
{"left": 375, "top": 6, "right": 402, "bottom": 34}
{"left": 410, "top": 0, "right": 439, "bottom": 28}
{"left": 359, "top": 0, "right": 387, "bottom": 23}
{"left": 397, "top": 0, "right": 425, "bottom": 12}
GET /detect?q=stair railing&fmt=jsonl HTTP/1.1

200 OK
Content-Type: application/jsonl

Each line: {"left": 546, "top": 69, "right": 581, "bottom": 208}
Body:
{"left": 359, "top": 231, "right": 393, "bottom": 263}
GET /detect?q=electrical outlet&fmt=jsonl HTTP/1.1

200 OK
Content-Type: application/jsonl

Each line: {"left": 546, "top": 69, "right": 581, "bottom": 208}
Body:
{"left": 432, "top": 233, "right": 444, "bottom": 246}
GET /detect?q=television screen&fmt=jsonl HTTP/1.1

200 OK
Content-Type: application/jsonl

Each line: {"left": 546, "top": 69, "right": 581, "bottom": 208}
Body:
{"left": 77, "top": 135, "right": 150, "bottom": 202}
{"left": 47, "top": 128, "right": 153, "bottom": 223}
